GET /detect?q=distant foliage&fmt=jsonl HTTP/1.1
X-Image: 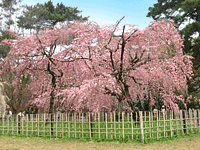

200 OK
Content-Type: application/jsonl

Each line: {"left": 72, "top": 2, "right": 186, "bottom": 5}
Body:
{"left": 17, "top": 0, "right": 89, "bottom": 30}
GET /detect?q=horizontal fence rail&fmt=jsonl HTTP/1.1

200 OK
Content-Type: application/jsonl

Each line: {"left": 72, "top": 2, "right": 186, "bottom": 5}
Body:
{"left": 0, "top": 109, "right": 200, "bottom": 143}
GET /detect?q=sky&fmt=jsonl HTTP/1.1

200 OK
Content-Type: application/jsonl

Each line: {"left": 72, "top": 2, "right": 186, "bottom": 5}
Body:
{"left": 20, "top": 0, "right": 158, "bottom": 30}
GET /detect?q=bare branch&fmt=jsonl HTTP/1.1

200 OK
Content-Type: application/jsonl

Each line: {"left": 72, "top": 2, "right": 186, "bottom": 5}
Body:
{"left": 104, "top": 16, "right": 125, "bottom": 48}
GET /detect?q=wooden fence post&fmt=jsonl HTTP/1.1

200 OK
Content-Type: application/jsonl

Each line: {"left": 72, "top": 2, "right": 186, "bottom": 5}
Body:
{"left": 122, "top": 112, "right": 124, "bottom": 139}
{"left": 74, "top": 112, "right": 76, "bottom": 138}
{"left": 105, "top": 112, "right": 108, "bottom": 139}
{"left": 180, "top": 110, "right": 184, "bottom": 135}
{"left": 194, "top": 110, "right": 197, "bottom": 132}
{"left": 26, "top": 114, "right": 28, "bottom": 137}
{"left": 139, "top": 111, "right": 144, "bottom": 143}
{"left": 189, "top": 109, "right": 193, "bottom": 133}
{"left": 17, "top": 115, "right": 20, "bottom": 135}
{"left": 197, "top": 110, "right": 200, "bottom": 133}
{"left": 110, "top": 112, "right": 113, "bottom": 139}
{"left": 169, "top": 111, "right": 173, "bottom": 138}
{"left": 156, "top": 111, "right": 159, "bottom": 140}
{"left": 50, "top": 113, "right": 54, "bottom": 136}
{"left": 68, "top": 113, "right": 70, "bottom": 138}
{"left": 89, "top": 113, "right": 91, "bottom": 139}
{"left": 38, "top": 114, "right": 40, "bottom": 137}
{"left": 163, "top": 110, "right": 165, "bottom": 137}
{"left": 98, "top": 112, "right": 100, "bottom": 139}
{"left": 182, "top": 110, "right": 187, "bottom": 134}
{"left": 43, "top": 114, "right": 45, "bottom": 137}
{"left": 131, "top": 112, "right": 133, "bottom": 140}
{"left": 114, "top": 111, "right": 116, "bottom": 139}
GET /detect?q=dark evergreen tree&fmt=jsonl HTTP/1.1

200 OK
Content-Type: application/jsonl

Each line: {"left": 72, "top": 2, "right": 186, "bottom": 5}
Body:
{"left": 17, "top": 0, "right": 89, "bottom": 30}
{"left": 0, "top": 0, "right": 20, "bottom": 60}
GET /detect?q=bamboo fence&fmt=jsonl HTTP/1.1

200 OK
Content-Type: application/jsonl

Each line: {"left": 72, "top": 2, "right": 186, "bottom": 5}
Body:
{"left": 0, "top": 109, "right": 200, "bottom": 143}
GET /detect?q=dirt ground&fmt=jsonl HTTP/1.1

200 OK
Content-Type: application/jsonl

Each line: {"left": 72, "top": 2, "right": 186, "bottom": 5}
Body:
{"left": 0, "top": 136, "right": 200, "bottom": 150}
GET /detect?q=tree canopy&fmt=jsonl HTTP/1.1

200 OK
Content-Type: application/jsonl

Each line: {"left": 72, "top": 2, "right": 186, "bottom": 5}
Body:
{"left": 147, "top": 0, "right": 200, "bottom": 104}
{"left": 1, "top": 18, "right": 193, "bottom": 113}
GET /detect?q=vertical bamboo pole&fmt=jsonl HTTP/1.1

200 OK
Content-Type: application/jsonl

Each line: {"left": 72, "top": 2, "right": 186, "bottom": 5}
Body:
{"left": 185, "top": 110, "right": 188, "bottom": 134}
{"left": 31, "top": 114, "right": 33, "bottom": 136}
{"left": 105, "top": 112, "right": 108, "bottom": 139}
{"left": 17, "top": 115, "right": 18, "bottom": 136}
{"left": 82, "top": 113, "right": 84, "bottom": 138}
{"left": 22, "top": 115, "right": 24, "bottom": 136}
{"left": 170, "top": 111, "right": 173, "bottom": 138}
{"left": 78, "top": 113, "right": 80, "bottom": 138}
{"left": 61, "top": 113, "right": 64, "bottom": 138}
{"left": 139, "top": 111, "right": 144, "bottom": 143}
{"left": 194, "top": 110, "right": 197, "bottom": 132}
{"left": 49, "top": 114, "right": 51, "bottom": 138}
{"left": 127, "top": 112, "right": 129, "bottom": 138}
{"left": 43, "top": 114, "right": 45, "bottom": 137}
{"left": 38, "top": 114, "right": 40, "bottom": 137}
{"left": 12, "top": 115, "right": 14, "bottom": 135}
{"left": 68, "top": 113, "right": 70, "bottom": 138}
{"left": 198, "top": 110, "right": 200, "bottom": 133}
{"left": 110, "top": 112, "right": 113, "bottom": 139}
{"left": 149, "top": 112, "right": 151, "bottom": 138}
{"left": 114, "top": 111, "right": 116, "bottom": 139}
{"left": 55, "top": 114, "right": 57, "bottom": 138}
{"left": 94, "top": 113, "right": 96, "bottom": 122}
{"left": 189, "top": 109, "right": 192, "bottom": 133}
{"left": 136, "top": 112, "right": 138, "bottom": 138}
{"left": 145, "top": 111, "right": 146, "bottom": 122}
{"left": 122, "top": 111, "right": 124, "bottom": 139}
{"left": 131, "top": 112, "right": 133, "bottom": 140}
{"left": 183, "top": 110, "right": 187, "bottom": 134}
{"left": 180, "top": 110, "right": 184, "bottom": 135}
{"left": 98, "top": 112, "right": 100, "bottom": 139}
{"left": 26, "top": 114, "right": 28, "bottom": 137}
{"left": 35, "top": 114, "right": 37, "bottom": 136}
{"left": 118, "top": 111, "right": 120, "bottom": 139}
{"left": 144, "top": 111, "right": 146, "bottom": 139}
{"left": 151, "top": 111, "right": 154, "bottom": 139}
{"left": 71, "top": 113, "right": 73, "bottom": 137}
{"left": 36, "top": 114, "right": 38, "bottom": 136}
{"left": 163, "top": 110, "right": 165, "bottom": 137}
{"left": 44, "top": 113, "right": 48, "bottom": 136}
{"left": 66, "top": 113, "right": 68, "bottom": 137}
{"left": 74, "top": 113, "right": 76, "bottom": 138}
{"left": 89, "top": 113, "right": 91, "bottom": 139}
{"left": 156, "top": 111, "right": 159, "bottom": 140}
{"left": 7, "top": 115, "right": 9, "bottom": 134}
{"left": 174, "top": 112, "right": 178, "bottom": 136}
